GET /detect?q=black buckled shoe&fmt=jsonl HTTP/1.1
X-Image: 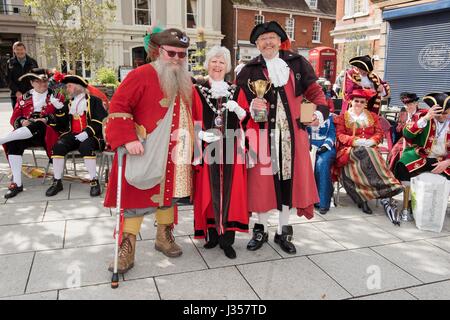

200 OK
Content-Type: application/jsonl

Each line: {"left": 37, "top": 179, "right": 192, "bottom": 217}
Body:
{"left": 223, "top": 246, "right": 237, "bottom": 259}
{"left": 4, "top": 183, "right": 23, "bottom": 199}
{"left": 319, "top": 208, "right": 329, "bottom": 215}
{"left": 274, "top": 225, "right": 297, "bottom": 254}
{"left": 247, "top": 223, "right": 268, "bottom": 251}
{"left": 90, "top": 179, "right": 101, "bottom": 197}
{"left": 45, "top": 179, "right": 63, "bottom": 197}
{"left": 204, "top": 229, "right": 219, "bottom": 249}
{"left": 361, "top": 201, "right": 373, "bottom": 214}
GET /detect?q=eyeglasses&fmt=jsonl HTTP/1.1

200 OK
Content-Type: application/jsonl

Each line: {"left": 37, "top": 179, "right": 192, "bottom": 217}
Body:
{"left": 161, "top": 47, "right": 187, "bottom": 59}
{"left": 353, "top": 99, "right": 367, "bottom": 104}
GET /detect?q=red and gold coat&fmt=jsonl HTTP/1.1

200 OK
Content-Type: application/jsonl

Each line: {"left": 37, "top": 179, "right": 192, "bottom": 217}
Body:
{"left": 103, "top": 63, "right": 195, "bottom": 210}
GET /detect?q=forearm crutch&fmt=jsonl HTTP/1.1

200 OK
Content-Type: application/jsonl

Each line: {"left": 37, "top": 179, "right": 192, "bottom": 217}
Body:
{"left": 111, "top": 146, "right": 126, "bottom": 289}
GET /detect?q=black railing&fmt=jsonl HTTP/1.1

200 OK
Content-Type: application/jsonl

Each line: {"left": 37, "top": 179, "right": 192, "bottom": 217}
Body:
{"left": 0, "top": 4, "right": 31, "bottom": 16}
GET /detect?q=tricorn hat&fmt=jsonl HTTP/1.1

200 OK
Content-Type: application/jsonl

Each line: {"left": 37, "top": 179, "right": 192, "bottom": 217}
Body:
{"left": 422, "top": 92, "right": 450, "bottom": 110}
{"left": 150, "top": 28, "right": 190, "bottom": 48}
{"left": 400, "top": 92, "right": 419, "bottom": 104}
{"left": 61, "top": 75, "right": 89, "bottom": 88}
{"left": 250, "top": 21, "right": 288, "bottom": 45}
{"left": 18, "top": 68, "right": 49, "bottom": 82}
{"left": 349, "top": 55, "right": 374, "bottom": 73}
{"left": 348, "top": 88, "right": 377, "bottom": 101}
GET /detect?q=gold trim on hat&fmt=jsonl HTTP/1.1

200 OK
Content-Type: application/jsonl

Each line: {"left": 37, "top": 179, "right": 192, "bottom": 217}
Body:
{"left": 350, "top": 60, "right": 371, "bottom": 72}
{"left": 423, "top": 96, "right": 438, "bottom": 107}
{"left": 443, "top": 96, "right": 450, "bottom": 109}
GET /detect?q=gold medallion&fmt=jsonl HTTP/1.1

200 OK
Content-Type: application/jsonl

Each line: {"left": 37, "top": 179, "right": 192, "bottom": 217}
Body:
{"left": 73, "top": 114, "right": 80, "bottom": 120}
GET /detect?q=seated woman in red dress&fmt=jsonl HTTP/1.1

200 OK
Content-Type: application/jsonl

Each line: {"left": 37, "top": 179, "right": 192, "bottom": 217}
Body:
{"left": 334, "top": 89, "right": 403, "bottom": 215}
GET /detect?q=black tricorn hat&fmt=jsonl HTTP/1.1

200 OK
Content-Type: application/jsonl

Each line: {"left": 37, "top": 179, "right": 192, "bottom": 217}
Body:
{"left": 151, "top": 28, "right": 190, "bottom": 48}
{"left": 61, "top": 75, "right": 89, "bottom": 88}
{"left": 18, "top": 68, "right": 49, "bottom": 82}
{"left": 422, "top": 92, "right": 450, "bottom": 110}
{"left": 400, "top": 92, "right": 419, "bottom": 104}
{"left": 250, "top": 21, "right": 288, "bottom": 45}
{"left": 349, "top": 55, "right": 374, "bottom": 73}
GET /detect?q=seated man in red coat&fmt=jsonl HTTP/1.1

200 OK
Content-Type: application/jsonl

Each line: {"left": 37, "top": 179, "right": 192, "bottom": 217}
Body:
{"left": 103, "top": 28, "right": 194, "bottom": 274}
{"left": 0, "top": 68, "right": 64, "bottom": 198}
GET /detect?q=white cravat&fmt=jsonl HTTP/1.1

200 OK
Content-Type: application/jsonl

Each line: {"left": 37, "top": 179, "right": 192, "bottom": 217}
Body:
{"left": 31, "top": 90, "right": 48, "bottom": 113}
{"left": 70, "top": 93, "right": 87, "bottom": 116}
{"left": 264, "top": 53, "right": 290, "bottom": 88}
{"left": 209, "top": 79, "right": 230, "bottom": 99}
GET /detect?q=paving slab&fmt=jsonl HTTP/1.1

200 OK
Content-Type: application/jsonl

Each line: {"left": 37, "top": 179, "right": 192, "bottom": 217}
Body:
{"left": 192, "top": 233, "right": 281, "bottom": 269}
{"left": 59, "top": 278, "right": 160, "bottom": 300}
{"left": 3, "top": 183, "right": 69, "bottom": 204}
{"left": 156, "top": 267, "right": 258, "bottom": 300}
{"left": 309, "top": 248, "right": 421, "bottom": 297}
{"left": 26, "top": 244, "right": 114, "bottom": 293}
{"left": 237, "top": 257, "right": 351, "bottom": 300}
{"left": 0, "top": 202, "right": 46, "bottom": 226}
{"left": 364, "top": 215, "right": 450, "bottom": 242}
{"left": 353, "top": 290, "right": 417, "bottom": 300}
{"left": 44, "top": 199, "right": 110, "bottom": 222}
{"left": 267, "top": 224, "right": 346, "bottom": 258}
{"left": 313, "top": 218, "right": 402, "bottom": 249}
{"left": 0, "top": 291, "right": 58, "bottom": 300}
{"left": 325, "top": 196, "right": 385, "bottom": 221}
{"left": 123, "top": 237, "right": 208, "bottom": 281}
{"left": 0, "top": 221, "right": 65, "bottom": 254}
{"left": 140, "top": 210, "right": 194, "bottom": 240}
{"left": 0, "top": 252, "right": 34, "bottom": 298}
{"left": 425, "top": 236, "right": 450, "bottom": 253}
{"left": 64, "top": 217, "right": 116, "bottom": 248}
{"left": 69, "top": 182, "right": 105, "bottom": 200}
{"left": 372, "top": 240, "right": 450, "bottom": 283}
{"left": 406, "top": 281, "right": 450, "bottom": 300}
{"left": 266, "top": 209, "right": 325, "bottom": 226}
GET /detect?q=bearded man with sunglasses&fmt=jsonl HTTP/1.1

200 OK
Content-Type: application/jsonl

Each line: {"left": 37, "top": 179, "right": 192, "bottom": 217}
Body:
{"left": 104, "top": 28, "right": 195, "bottom": 274}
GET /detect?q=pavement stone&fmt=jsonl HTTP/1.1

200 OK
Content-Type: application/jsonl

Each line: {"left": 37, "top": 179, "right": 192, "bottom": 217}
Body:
{"left": 26, "top": 244, "right": 114, "bottom": 293}
{"left": 59, "top": 278, "right": 160, "bottom": 300}
{"left": 64, "top": 217, "right": 116, "bottom": 248}
{"left": 69, "top": 181, "right": 105, "bottom": 200}
{"left": 372, "top": 240, "right": 450, "bottom": 283}
{"left": 267, "top": 224, "right": 346, "bottom": 258}
{"left": 156, "top": 267, "right": 259, "bottom": 300}
{"left": 140, "top": 210, "right": 194, "bottom": 240}
{"left": 2, "top": 183, "right": 69, "bottom": 204}
{"left": 309, "top": 248, "right": 421, "bottom": 296}
{"left": 237, "top": 257, "right": 352, "bottom": 300}
{"left": 44, "top": 199, "right": 111, "bottom": 222}
{"left": 123, "top": 237, "right": 208, "bottom": 281}
{"left": 313, "top": 218, "right": 402, "bottom": 249}
{"left": 1, "top": 291, "right": 58, "bottom": 300}
{"left": 425, "top": 236, "right": 450, "bottom": 253}
{"left": 0, "top": 252, "right": 34, "bottom": 298}
{"left": 0, "top": 202, "right": 46, "bottom": 226}
{"left": 406, "top": 280, "right": 450, "bottom": 300}
{"left": 353, "top": 290, "right": 417, "bottom": 300}
{"left": 0, "top": 221, "right": 65, "bottom": 255}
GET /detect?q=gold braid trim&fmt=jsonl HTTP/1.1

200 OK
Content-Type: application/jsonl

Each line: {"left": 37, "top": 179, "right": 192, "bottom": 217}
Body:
{"left": 344, "top": 109, "right": 375, "bottom": 130}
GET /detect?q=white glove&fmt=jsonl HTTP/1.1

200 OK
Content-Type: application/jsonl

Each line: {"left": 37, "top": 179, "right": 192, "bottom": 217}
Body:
{"left": 75, "top": 132, "right": 89, "bottom": 142}
{"left": 223, "top": 101, "right": 246, "bottom": 120}
{"left": 354, "top": 138, "right": 367, "bottom": 147}
{"left": 50, "top": 94, "right": 64, "bottom": 109}
{"left": 364, "top": 139, "right": 376, "bottom": 147}
{"left": 198, "top": 130, "right": 221, "bottom": 143}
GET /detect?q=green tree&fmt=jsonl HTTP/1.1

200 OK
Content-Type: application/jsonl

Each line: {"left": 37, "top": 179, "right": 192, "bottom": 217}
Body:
{"left": 24, "top": 0, "right": 116, "bottom": 74}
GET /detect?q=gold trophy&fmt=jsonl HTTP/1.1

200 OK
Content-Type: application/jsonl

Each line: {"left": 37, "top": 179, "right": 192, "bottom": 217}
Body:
{"left": 248, "top": 79, "right": 272, "bottom": 122}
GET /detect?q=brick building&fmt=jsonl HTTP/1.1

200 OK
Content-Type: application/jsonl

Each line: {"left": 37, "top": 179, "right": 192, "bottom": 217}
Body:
{"left": 222, "top": 0, "right": 336, "bottom": 75}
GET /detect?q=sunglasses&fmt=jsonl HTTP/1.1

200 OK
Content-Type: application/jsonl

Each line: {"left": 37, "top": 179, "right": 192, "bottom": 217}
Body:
{"left": 161, "top": 47, "right": 187, "bottom": 59}
{"left": 353, "top": 99, "right": 367, "bottom": 104}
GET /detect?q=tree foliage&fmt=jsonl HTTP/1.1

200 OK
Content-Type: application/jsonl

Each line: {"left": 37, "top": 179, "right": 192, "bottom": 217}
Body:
{"left": 24, "top": 0, "right": 116, "bottom": 73}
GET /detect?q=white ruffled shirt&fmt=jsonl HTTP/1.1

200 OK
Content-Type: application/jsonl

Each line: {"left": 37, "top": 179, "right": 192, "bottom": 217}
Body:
{"left": 264, "top": 53, "right": 290, "bottom": 88}
{"left": 70, "top": 93, "right": 87, "bottom": 116}
{"left": 209, "top": 79, "right": 230, "bottom": 99}
{"left": 31, "top": 90, "right": 48, "bottom": 113}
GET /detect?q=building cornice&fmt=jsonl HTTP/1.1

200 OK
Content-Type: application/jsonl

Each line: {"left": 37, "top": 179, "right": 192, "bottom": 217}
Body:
{"left": 233, "top": 5, "right": 336, "bottom": 20}
{"left": 330, "top": 23, "right": 382, "bottom": 37}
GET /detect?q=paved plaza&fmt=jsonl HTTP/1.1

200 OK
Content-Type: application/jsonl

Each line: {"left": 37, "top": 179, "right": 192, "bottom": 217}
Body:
{"left": 0, "top": 101, "right": 450, "bottom": 300}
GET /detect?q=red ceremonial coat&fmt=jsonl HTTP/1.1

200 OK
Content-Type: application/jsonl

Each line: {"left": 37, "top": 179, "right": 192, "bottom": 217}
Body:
{"left": 103, "top": 63, "right": 195, "bottom": 211}
{"left": 191, "top": 82, "right": 250, "bottom": 239}
{"left": 334, "top": 110, "right": 384, "bottom": 170}
{"left": 6, "top": 90, "right": 64, "bottom": 158}
{"left": 342, "top": 68, "right": 390, "bottom": 114}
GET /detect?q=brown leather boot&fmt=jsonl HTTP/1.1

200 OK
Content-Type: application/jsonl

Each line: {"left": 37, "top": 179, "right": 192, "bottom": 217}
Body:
{"left": 108, "top": 233, "right": 136, "bottom": 274}
{"left": 155, "top": 223, "right": 182, "bottom": 257}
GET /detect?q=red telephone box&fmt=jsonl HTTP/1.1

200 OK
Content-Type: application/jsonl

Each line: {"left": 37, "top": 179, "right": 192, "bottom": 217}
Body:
{"left": 308, "top": 47, "right": 337, "bottom": 83}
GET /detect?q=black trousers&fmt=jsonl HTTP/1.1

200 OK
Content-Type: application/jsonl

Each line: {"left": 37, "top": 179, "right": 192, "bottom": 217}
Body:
{"left": 52, "top": 133, "right": 100, "bottom": 158}
{"left": 207, "top": 228, "right": 235, "bottom": 248}
{"left": 395, "top": 158, "right": 450, "bottom": 181}
{"left": 6, "top": 121, "right": 47, "bottom": 155}
{"left": 11, "top": 97, "right": 17, "bottom": 109}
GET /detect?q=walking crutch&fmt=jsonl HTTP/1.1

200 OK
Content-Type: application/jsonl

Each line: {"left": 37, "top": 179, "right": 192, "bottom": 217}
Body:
{"left": 111, "top": 146, "right": 126, "bottom": 289}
